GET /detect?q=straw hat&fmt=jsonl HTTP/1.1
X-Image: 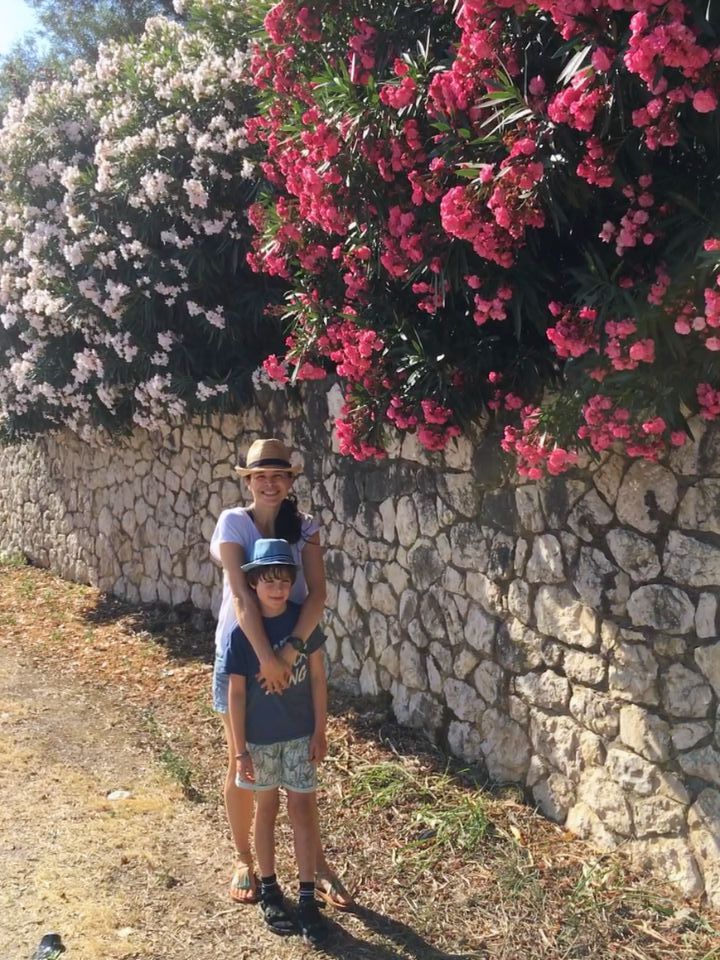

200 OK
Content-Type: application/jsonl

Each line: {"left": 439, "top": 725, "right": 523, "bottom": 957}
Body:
{"left": 234, "top": 438, "right": 302, "bottom": 477}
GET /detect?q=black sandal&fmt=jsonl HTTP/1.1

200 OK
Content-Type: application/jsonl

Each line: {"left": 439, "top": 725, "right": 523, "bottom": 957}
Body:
{"left": 297, "top": 898, "right": 329, "bottom": 948}
{"left": 259, "top": 893, "right": 297, "bottom": 936}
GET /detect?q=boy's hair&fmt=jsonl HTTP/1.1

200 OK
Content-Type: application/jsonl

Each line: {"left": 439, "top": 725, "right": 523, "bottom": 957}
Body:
{"left": 246, "top": 564, "right": 297, "bottom": 588}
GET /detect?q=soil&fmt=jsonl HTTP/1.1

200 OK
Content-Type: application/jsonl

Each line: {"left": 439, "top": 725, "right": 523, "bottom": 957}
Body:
{"left": 2, "top": 565, "right": 718, "bottom": 960}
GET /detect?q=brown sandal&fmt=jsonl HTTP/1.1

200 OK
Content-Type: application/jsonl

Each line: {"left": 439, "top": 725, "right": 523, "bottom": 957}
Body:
{"left": 315, "top": 870, "right": 355, "bottom": 910}
{"left": 230, "top": 858, "right": 259, "bottom": 904}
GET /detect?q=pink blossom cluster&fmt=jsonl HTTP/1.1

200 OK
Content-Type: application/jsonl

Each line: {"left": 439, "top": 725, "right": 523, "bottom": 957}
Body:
{"left": 501, "top": 405, "right": 578, "bottom": 479}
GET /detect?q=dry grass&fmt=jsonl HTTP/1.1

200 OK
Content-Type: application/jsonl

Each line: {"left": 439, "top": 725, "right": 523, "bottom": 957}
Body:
{"left": 1, "top": 561, "right": 719, "bottom": 960}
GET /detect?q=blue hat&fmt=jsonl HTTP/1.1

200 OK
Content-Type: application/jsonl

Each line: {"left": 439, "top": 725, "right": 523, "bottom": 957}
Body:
{"left": 241, "top": 538, "right": 297, "bottom": 574}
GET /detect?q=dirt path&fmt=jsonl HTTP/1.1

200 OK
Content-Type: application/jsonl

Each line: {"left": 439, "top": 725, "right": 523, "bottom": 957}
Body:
{"left": 0, "top": 643, "right": 470, "bottom": 960}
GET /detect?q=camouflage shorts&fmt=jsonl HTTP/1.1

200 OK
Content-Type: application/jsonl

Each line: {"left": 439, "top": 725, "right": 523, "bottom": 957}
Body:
{"left": 236, "top": 735, "right": 317, "bottom": 793}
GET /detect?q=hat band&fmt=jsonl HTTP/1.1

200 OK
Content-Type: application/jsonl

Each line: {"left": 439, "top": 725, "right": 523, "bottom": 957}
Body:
{"left": 246, "top": 457, "right": 293, "bottom": 470}
{"left": 250, "top": 553, "right": 294, "bottom": 565}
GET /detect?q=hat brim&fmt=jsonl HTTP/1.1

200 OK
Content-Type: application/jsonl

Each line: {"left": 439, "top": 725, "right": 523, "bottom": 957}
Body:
{"left": 234, "top": 464, "right": 302, "bottom": 477}
{"left": 241, "top": 558, "right": 298, "bottom": 573}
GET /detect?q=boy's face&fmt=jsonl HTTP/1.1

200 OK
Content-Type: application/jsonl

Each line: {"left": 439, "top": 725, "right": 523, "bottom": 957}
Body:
{"left": 254, "top": 571, "right": 293, "bottom": 615}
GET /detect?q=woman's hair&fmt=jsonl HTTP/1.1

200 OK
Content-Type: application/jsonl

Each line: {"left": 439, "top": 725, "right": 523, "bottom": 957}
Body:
{"left": 275, "top": 492, "right": 303, "bottom": 545}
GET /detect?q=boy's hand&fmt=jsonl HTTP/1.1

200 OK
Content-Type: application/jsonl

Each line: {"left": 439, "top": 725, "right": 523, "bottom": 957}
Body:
{"left": 257, "top": 654, "right": 291, "bottom": 694}
{"left": 308, "top": 730, "right": 327, "bottom": 764}
{"left": 236, "top": 753, "right": 255, "bottom": 784}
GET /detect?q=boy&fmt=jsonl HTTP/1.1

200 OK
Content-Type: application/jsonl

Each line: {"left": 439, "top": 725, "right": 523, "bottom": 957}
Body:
{"left": 223, "top": 538, "right": 329, "bottom": 947}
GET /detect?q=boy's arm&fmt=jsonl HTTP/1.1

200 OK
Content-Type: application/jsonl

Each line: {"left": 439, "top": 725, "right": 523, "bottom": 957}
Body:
{"left": 228, "top": 673, "right": 254, "bottom": 783}
{"left": 219, "top": 540, "right": 290, "bottom": 693}
{"left": 308, "top": 648, "right": 327, "bottom": 764}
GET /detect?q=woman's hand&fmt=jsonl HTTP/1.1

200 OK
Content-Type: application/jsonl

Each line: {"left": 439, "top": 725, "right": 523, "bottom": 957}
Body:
{"left": 257, "top": 653, "right": 291, "bottom": 694}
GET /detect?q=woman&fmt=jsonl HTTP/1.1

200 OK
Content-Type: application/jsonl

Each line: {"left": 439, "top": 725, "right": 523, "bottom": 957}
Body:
{"left": 210, "top": 437, "right": 354, "bottom": 908}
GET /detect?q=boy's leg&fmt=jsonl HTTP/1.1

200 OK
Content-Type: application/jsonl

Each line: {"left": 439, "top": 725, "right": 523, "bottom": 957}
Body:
{"left": 286, "top": 789, "right": 317, "bottom": 883}
{"left": 254, "top": 787, "right": 280, "bottom": 880}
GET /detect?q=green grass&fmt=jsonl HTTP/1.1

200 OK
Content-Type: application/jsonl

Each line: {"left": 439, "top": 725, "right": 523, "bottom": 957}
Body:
{"left": 0, "top": 551, "right": 27, "bottom": 568}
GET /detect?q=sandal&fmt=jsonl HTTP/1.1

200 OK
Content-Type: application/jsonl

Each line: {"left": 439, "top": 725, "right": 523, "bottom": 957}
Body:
{"left": 315, "top": 870, "right": 356, "bottom": 910}
{"left": 259, "top": 892, "right": 297, "bottom": 936}
{"left": 229, "top": 859, "right": 259, "bottom": 905}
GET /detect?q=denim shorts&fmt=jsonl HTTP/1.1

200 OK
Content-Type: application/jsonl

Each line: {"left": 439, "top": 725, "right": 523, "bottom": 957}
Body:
{"left": 236, "top": 735, "right": 317, "bottom": 793}
{"left": 212, "top": 655, "right": 229, "bottom": 714}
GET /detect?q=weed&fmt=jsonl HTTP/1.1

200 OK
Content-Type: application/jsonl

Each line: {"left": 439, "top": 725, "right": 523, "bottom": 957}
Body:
{"left": 0, "top": 551, "right": 27, "bottom": 568}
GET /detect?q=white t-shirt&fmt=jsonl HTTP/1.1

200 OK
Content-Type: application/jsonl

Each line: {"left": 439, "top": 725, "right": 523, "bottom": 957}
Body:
{"left": 210, "top": 506, "right": 320, "bottom": 653}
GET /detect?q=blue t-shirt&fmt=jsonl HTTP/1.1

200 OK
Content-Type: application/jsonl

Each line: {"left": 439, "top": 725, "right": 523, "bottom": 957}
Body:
{"left": 221, "top": 601, "right": 326, "bottom": 745}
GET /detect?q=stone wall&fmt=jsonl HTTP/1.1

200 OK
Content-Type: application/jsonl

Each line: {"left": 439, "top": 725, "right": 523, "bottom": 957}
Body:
{"left": 1, "top": 383, "right": 720, "bottom": 906}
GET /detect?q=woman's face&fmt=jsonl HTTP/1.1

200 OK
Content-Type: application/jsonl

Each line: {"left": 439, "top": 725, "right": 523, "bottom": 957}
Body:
{"left": 245, "top": 469, "right": 293, "bottom": 508}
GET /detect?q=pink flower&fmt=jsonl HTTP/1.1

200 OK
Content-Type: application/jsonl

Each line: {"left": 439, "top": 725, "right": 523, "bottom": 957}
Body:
{"left": 693, "top": 89, "right": 718, "bottom": 114}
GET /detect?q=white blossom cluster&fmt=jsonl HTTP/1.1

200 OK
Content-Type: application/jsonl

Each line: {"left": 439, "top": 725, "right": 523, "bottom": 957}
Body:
{"left": 0, "top": 5, "right": 263, "bottom": 439}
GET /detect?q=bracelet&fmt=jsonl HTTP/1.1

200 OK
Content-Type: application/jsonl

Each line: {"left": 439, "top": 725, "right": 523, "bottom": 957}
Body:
{"left": 235, "top": 750, "right": 250, "bottom": 759}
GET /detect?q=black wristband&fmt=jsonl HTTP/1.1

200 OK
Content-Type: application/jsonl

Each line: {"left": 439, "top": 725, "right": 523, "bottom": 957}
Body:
{"left": 285, "top": 634, "right": 308, "bottom": 654}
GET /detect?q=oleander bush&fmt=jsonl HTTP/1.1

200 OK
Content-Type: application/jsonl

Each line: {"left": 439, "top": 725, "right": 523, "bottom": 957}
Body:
{"left": 244, "top": 0, "right": 720, "bottom": 473}
{"left": 0, "top": 9, "right": 280, "bottom": 440}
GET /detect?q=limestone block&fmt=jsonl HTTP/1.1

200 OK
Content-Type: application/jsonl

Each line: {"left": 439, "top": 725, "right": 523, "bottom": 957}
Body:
{"left": 608, "top": 640, "right": 659, "bottom": 705}
{"left": 567, "top": 490, "right": 614, "bottom": 542}
{"left": 695, "top": 594, "right": 718, "bottom": 639}
{"left": 437, "top": 474, "right": 481, "bottom": 518}
{"left": 371, "top": 582, "right": 398, "bottom": 617}
{"left": 569, "top": 686, "right": 620, "bottom": 739}
{"left": 574, "top": 547, "right": 630, "bottom": 613}
{"left": 487, "top": 532, "right": 515, "bottom": 581}
{"left": 498, "top": 620, "right": 544, "bottom": 673}
{"left": 616, "top": 461, "right": 678, "bottom": 534}
{"left": 564, "top": 650, "right": 606, "bottom": 686}
{"left": 442, "top": 565, "right": 464, "bottom": 594}
{"left": 577, "top": 769, "right": 632, "bottom": 835}
{"left": 353, "top": 568, "right": 371, "bottom": 612}
{"left": 592, "top": 454, "right": 626, "bottom": 506}
{"left": 526, "top": 534, "right": 565, "bottom": 583}
{"left": 466, "top": 572, "right": 504, "bottom": 615}
{"left": 539, "top": 478, "right": 587, "bottom": 529}
{"left": 341, "top": 637, "right": 361, "bottom": 674}
{"left": 627, "top": 584, "right": 694, "bottom": 634}
{"left": 515, "top": 485, "right": 545, "bottom": 533}
{"left": 473, "top": 660, "right": 504, "bottom": 704}
{"left": 677, "top": 479, "right": 720, "bottom": 534}
{"left": 408, "top": 619, "right": 429, "bottom": 650}
{"left": 533, "top": 773, "right": 575, "bottom": 822}
{"left": 464, "top": 602, "right": 497, "bottom": 654}
{"left": 605, "top": 528, "right": 661, "bottom": 582}
{"left": 97, "top": 506, "right": 114, "bottom": 537}
{"left": 379, "top": 644, "right": 400, "bottom": 677}
{"left": 627, "top": 838, "right": 703, "bottom": 899}
{"left": 566, "top": 801, "right": 621, "bottom": 849}
{"left": 398, "top": 589, "right": 417, "bottom": 627}
{"left": 529, "top": 711, "right": 583, "bottom": 779}
{"left": 694, "top": 642, "right": 720, "bottom": 698}
{"left": 664, "top": 530, "right": 720, "bottom": 588}
{"left": 515, "top": 670, "right": 570, "bottom": 711}
{"left": 447, "top": 645, "right": 477, "bottom": 681}
{"left": 445, "top": 679, "right": 484, "bottom": 722}
{"left": 480, "top": 708, "right": 531, "bottom": 782}
{"left": 378, "top": 499, "right": 396, "bottom": 543}
{"left": 447, "top": 721, "right": 483, "bottom": 763}
{"left": 671, "top": 721, "right": 713, "bottom": 752}
{"left": 606, "top": 746, "right": 659, "bottom": 796}
{"left": 535, "top": 586, "right": 597, "bottom": 649}
{"left": 427, "top": 656, "right": 443, "bottom": 694}
{"left": 514, "top": 538, "right": 529, "bottom": 577}
{"left": 688, "top": 789, "right": 720, "bottom": 910}
{"left": 678, "top": 745, "right": 720, "bottom": 783}
{"left": 429, "top": 640, "right": 452, "bottom": 674}
{"left": 395, "top": 496, "right": 419, "bottom": 548}
{"left": 619, "top": 704, "right": 670, "bottom": 763}
{"left": 661, "top": 664, "right": 713, "bottom": 718}
{"left": 397, "top": 641, "right": 426, "bottom": 691}
{"left": 507, "top": 579, "right": 532, "bottom": 624}
{"left": 419, "top": 586, "right": 449, "bottom": 640}
{"left": 406, "top": 539, "right": 445, "bottom": 591}
{"left": 633, "top": 796, "right": 687, "bottom": 838}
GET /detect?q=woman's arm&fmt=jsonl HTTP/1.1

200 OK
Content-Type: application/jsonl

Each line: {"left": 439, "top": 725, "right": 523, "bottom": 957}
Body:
{"left": 290, "top": 532, "right": 327, "bottom": 641}
{"left": 219, "top": 540, "right": 290, "bottom": 693}
{"left": 228, "top": 673, "right": 254, "bottom": 783}
{"left": 308, "top": 648, "right": 328, "bottom": 763}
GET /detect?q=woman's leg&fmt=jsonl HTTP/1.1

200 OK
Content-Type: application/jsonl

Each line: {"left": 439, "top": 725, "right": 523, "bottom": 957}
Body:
{"left": 221, "top": 714, "right": 257, "bottom": 902}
